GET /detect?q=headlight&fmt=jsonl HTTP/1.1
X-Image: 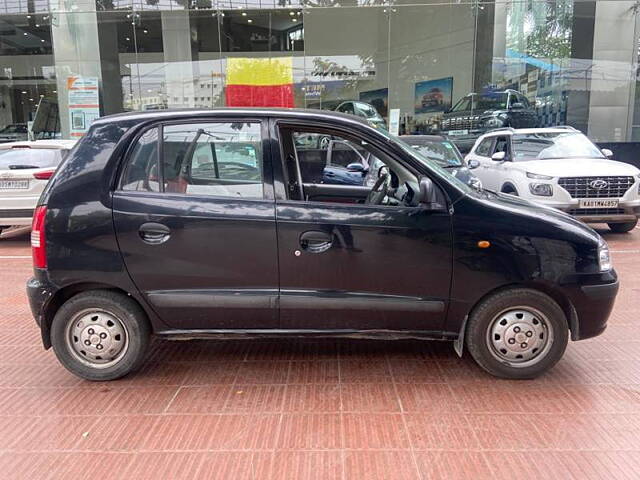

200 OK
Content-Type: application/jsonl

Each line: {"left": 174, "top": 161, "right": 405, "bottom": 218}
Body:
{"left": 483, "top": 117, "right": 504, "bottom": 128}
{"left": 529, "top": 183, "right": 553, "bottom": 196}
{"left": 527, "top": 172, "right": 554, "bottom": 180}
{"left": 598, "top": 239, "right": 612, "bottom": 272}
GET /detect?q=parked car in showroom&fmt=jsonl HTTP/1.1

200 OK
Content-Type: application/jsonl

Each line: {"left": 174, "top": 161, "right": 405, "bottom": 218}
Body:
{"left": 0, "top": 123, "right": 28, "bottom": 143}
{"left": 465, "top": 126, "right": 640, "bottom": 232}
{"left": 441, "top": 89, "right": 538, "bottom": 151}
{"left": 334, "top": 101, "right": 387, "bottom": 130}
{"left": 0, "top": 140, "right": 76, "bottom": 235}
{"left": 27, "top": 108, "right": 618, "bottom": 382}
{"left": 402, "top": 135, "right": 482, "bottom": 189}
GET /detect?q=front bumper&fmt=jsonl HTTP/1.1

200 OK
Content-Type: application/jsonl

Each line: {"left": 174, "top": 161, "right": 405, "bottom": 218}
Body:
{"left": 566, "top": 272, "right": 619, "bottom": 341}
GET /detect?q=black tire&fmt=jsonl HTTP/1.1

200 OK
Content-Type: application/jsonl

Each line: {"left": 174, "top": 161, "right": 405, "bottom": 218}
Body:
{"left": 465, "top": 288, "right": 568, "bottom": 379}
{"left": 608, "top": 219, "right": 638, "bottom": 233}
{"left": 501, "top": 185, "right": 518, "bottom": 196}
{"left": 51, "top": 290, "right": 150, "bottom": 381}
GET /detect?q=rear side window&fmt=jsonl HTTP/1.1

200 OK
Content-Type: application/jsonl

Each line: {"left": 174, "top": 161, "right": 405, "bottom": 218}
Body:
{"left": 0, "top": 148, "right": 63, "bottom": 169}
{"left": 120, "top": 122, "right": 264, "bottom": 199}
{"left": 163, "top": 122, "right": 263, "bottom": 198}
{"left": 121, "top": 128, "right": 159, "bottom": 192}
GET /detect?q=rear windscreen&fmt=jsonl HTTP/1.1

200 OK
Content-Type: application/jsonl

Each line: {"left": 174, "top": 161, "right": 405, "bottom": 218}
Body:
{"left": 0, "top": 149, "right": 64, "bottom": 169}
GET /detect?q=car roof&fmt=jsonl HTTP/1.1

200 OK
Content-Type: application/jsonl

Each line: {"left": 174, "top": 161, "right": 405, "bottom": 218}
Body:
{"left": 0, "top": 139, "right": 77, "bottom": 150}
{"left": 479, "top": 127, "right": 580, "bottom": 138}
{"left": 401, "top": 135, "right": 446, "bottom": 143}
{"left": 93, "top": 107, "right": 371, "bottom": 127}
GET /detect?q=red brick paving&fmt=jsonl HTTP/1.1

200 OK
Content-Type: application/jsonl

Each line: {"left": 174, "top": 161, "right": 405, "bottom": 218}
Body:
{"left": 0, "top": 227, "right": 639, "bottom": 479}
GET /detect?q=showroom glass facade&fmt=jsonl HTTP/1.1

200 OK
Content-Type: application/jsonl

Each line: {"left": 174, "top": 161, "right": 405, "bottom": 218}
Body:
{"left": 0, "top": 0, "right": 639, "bottom": 143}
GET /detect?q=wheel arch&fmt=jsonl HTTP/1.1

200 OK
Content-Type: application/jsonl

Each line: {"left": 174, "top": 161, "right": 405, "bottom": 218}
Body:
{"left": 41, "top": 283, "right": 152, "bottom": 349}
{"left": 456, "top": 281, "right": 578, "bottom": 356}
{"left": 500, "top": 182, "right": 518, "bottom": 194}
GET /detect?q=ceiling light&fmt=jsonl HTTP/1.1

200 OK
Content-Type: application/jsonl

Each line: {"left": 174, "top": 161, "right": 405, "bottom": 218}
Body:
{"left": 289, "top": 11, "right": 294, "bottom": 15}
{"left": 241, "top": 12, "right": 247, "bottom": 16}
{"left": 247, "top": 19, "right": 253, "bottom": 23}
{"left": 126, "top": 37, "right": 130, "bottom": 41}
{"left": 21, "top": 91, "right": 27, "bottom": 94}
{"left": 26, "top": 15, "right": 31, "bottom": 18}
{"left": 143, "top": 29, "right": 148, "bottom": 33}
{"left": 41, "top": 39, "right": 45, "bottom": 42}
{"left": 292, "top": 18, "right": 297, "bottom": 22}
{"left": 23, "top": 32, "right": 28, "bottom": 36}
{"left": 35, "top": 23, "right": 40, "bottom": 27}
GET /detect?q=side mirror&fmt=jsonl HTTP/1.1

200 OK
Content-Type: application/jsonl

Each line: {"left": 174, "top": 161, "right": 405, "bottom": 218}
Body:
{"left": 346, "top": 162, "right": 366, "bottom": 173}
{"left": 510, "top": 102, "right": 525, "bottom": 110}
{"left": 491, "top": 151, "right": 506, "bottom": 162}
{"left": 467, "top": 158, "right": 480, "bottom": 170}
{"left": 419, "top": 177, "right": 443, "bottom": 210}
{"left": 601, "top": 148, "right": 613, "bottom": 158}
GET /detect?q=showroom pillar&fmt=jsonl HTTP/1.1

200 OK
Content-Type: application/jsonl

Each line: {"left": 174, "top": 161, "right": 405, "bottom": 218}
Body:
{"left": 586, "top": 1, "right": 638, "bottom": 142}
{"left": 161, "top": 11, "right": 198, "bottom": 108}
{"left": 50, "top": 0, "right": 102, "bottom": 138}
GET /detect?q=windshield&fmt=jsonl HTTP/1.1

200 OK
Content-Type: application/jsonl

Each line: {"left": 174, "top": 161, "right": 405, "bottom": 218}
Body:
{"left": 0, "top": 148, "right": 64, "bottom": 169}
{"left": 511, "top": 132, "right": 604, "bottom": 161}
{"left": 389, "top": 134, "right": 473, "bottom": 195}
{"left": 409, "top": 140, "right": 463, "bottom": 168}
{"left": 475, "top": 92, "right": 508, "bottom": 111}
{"left": 356, "top": 103, "right": 383, "bottom": 120}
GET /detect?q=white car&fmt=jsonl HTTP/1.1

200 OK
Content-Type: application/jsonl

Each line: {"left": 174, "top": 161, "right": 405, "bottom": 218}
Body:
{"left": 0, "top": 140, "right": 76, "bottom": 234}
{"left": 466, "top": 127, "right": 640, "bottom": 232}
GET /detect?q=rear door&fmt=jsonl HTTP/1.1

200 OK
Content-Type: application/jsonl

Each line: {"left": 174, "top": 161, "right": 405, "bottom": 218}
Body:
{"left": 113, "top": 118, "right": 279, "bottom": 329}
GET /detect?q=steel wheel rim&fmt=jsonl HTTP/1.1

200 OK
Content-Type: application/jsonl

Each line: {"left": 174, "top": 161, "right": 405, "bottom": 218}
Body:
{"left": 65, "top": 308, "right": 129, "bottom": 369}
{"left": 485, "top": 306, "right": 554, "bottom": 368}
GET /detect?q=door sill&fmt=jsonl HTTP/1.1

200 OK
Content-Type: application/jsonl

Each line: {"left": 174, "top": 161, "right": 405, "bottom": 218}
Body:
{"left": 155, "top": 328, "right": 456, "bottom": 341}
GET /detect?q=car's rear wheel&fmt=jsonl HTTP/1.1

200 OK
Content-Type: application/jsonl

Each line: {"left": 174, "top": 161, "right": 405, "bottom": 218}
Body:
{"left": 465, "top": 288, "right": 568, "bottom": 379}
{"left": 608, "top": 219, "right": 638, "bottom": 233}
{"left": 51, "top": 290, "right": 150, "bottom": 381}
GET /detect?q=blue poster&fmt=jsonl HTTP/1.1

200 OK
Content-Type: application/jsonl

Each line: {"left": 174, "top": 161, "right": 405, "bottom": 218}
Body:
{"left": 414, "top": 77, "right": 453, "bottom": 114}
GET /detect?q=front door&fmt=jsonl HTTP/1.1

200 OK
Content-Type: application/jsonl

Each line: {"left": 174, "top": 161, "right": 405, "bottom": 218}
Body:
{"left": 113, "top": 119, "right": 279, "bottom": 329}
{"left": 274, "top": 123, "right": 453, "bottom": 332}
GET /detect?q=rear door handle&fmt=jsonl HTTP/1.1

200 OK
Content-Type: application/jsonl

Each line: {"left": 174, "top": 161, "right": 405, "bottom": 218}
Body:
{"left": 139, "top": 222, "right": 171, "bottom": 245}
{"left": 299, "top": 230, "right": 333, "bottom": 253}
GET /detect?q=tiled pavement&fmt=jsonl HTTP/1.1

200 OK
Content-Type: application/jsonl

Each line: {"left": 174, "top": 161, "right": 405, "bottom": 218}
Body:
{"left": 0, "top": 227, "right": 639, "bottom": 479}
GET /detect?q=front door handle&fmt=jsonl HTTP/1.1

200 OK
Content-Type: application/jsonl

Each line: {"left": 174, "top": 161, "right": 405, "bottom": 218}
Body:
{"left": 299, "top": 230, "right": 333, "bottom": 253}
{"left": 139, "top": 222, "right": 171, "bottom": 245}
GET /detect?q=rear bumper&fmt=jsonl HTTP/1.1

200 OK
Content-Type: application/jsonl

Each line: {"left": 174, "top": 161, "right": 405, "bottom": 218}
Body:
{"left": 26, "top": 276, "right": 55, "bottom": 349}
{"left": 0, "top": 208, "right": 34, "bottom": 226}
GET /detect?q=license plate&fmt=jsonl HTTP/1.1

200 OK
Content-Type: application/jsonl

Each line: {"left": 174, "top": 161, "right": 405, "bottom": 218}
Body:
{"left": 447, "top": 129, "right": 469, "bottom": 136}
{"left": 579, "top": 199, "right": 619, "bottom": 208}
{"left": 0, "top": 180, "right": 29, "bottom": 190}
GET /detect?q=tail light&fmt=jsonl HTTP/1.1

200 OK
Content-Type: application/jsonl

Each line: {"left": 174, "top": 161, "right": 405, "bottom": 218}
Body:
{"left": 31, "top": 206, "right": 47, "bottom": 269}
{"left": 33, "top": 169, "right": 56, "bottom": 180}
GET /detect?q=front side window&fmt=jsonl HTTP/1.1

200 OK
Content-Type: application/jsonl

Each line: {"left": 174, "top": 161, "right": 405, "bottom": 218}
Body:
{"left": 451, "top": 96, "right": 472, "bottom": 112}
{"left": 494, "top": 136, "right": 509, "bottom": 155}
{"left": 475, "top": 138, "right": 493, "bottom": 157}
{"left": 162, "top": 122, "right": 263, "bottom": 198}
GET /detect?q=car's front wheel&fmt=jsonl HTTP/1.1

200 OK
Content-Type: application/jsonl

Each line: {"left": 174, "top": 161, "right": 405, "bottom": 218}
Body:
{"left": 51, "top": 290, "right": 150, "bottom": 381}
{"left": 465, "top": 288, "right": 568, "bottom": 379}
{"left": 608, "top": 219, "right": 638, "bottom": 233}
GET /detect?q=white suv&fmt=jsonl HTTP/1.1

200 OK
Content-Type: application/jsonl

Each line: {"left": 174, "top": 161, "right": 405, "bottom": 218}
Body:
{"left": 466, "top": 127, "right": 640, "bottom": 232}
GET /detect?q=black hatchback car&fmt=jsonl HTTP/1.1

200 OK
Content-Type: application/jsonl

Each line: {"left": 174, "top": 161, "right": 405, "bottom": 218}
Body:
{"left": 27, "top": 108, "right": 618, "bottom": 381}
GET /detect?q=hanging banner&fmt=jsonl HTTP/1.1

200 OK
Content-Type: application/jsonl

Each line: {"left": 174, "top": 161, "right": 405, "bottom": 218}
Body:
{"left": 67, "top": 76, "right": 100, "bottom": 137}
{"left": 226, "top": 58, "right": 294, "bottom": 108}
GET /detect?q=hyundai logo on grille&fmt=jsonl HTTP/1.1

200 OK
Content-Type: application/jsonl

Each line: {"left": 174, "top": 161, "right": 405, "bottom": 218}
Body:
{"left": 589, "top": 179, "right": 608, "bottom": 190}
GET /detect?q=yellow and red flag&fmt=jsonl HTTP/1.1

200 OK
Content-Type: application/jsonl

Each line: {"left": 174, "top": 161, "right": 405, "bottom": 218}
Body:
{"left": 226, "top": 57, "right": 294, "bottom": 108}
